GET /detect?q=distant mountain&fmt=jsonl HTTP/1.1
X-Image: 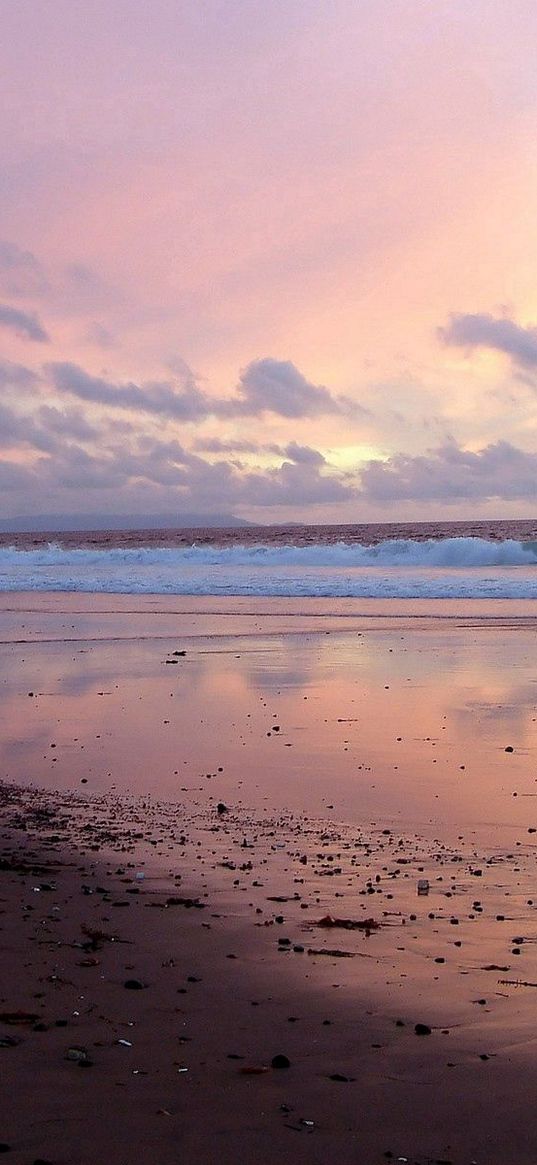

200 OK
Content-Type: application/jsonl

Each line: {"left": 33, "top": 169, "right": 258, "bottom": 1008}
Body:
{"left": 0, "top": 512, "right": 251, "bottom": 533}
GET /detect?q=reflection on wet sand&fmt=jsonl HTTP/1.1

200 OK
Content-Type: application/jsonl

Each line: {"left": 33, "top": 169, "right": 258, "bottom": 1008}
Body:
{"left": 1, "top": 596, "right": 536, "bottom": 845}
{"left": 3, "top": 594, "right": 537, "bottom": 1164}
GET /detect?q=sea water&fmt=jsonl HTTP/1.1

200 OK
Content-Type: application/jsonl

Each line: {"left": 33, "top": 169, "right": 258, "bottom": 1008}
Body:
{"left": 1, "top": 519, "right": 537, "bottom": 599}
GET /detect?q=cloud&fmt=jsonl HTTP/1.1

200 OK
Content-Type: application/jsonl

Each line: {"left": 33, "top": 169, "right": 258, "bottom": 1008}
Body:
{"left": 0, "top": 357, "right": 38, "bottom": 388}
{"left": 48, "top": 445, "right": 127, "bottom": 491}
{"left": 242, "top": 459, "right": 351, "bottom": 505}
{"left": 0, "top": 401, "right": 58, "bottom": 453}
{"left": 0, "top": 458, "right": 38, "bottom": 490}
{"left": 47, "top": 357, "right": 347, "bottom": 422}
{"left": 282, "top": 441, "right": 325, "bottom": 465}
{"left": 440, "top": 313, "right": 537, "bottom": 369}
{"left": 192, "top": 437, "right": 262, "bottom": 455}
{"left": 192, "top": 437, "right": 325, "bottom": 464}
{"left": 37, "top": 405, "right": 99, "bottom": 442}
{"left": 229, "top": 358, "right": 342, "bottom": 418}
{"left": 0, "top": 241, "right": 38, "bottom": 271}
{"left": 0, "top": 303, "right": 50, "bottom": 342}
{"left": 0, "top": 241, "right": 48, "bottom": 297}
{"left": 0, "top": 400, "right": 102, "bottom": 455}
{"left": 0, "top": 417, "right": 353, "bottom": 513}
{"left": 85, "top": 321, "right": 117, "bottom": 349}
{"left": 47, "top": 361, "right": 211, "bottom": 421}
{"left": 360, "top": 439, "right": 537, "bottom": 502}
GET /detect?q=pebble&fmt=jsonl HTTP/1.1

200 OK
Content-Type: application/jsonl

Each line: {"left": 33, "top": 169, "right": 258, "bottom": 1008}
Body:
{"left": 65, "top": 1047, "right": 88, "bottom": 1063}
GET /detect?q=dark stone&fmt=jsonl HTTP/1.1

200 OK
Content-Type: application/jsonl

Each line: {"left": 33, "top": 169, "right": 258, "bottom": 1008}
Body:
{"left": 123, "top": 979, "right": 145, "bottom": 990}
{"left": 271, "top": 1054, "right": 291, "bottom": 1069}
{"left": 414, "top": 1023, "right": 432, "bottom": 1036}
{"left": 217, "top": 803, "right": 228, "bottom": 815}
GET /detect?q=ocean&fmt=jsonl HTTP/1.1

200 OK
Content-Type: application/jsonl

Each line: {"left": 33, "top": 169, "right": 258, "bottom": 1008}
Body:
{"left": 1, "top": 518, "right": 537, "bottom": 599}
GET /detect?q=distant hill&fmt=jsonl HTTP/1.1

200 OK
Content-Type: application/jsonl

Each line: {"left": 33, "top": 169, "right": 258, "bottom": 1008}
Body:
{"left": 0, "top": 512, "right": 250, "bottom": 533}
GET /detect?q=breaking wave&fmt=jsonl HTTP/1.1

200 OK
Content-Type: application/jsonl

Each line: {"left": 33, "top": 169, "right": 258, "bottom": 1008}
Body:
{"left": 1, "top": 537, "right": 537, "bottom": 598}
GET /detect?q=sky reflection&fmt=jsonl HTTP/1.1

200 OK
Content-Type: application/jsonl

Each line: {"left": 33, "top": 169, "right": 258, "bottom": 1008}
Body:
{"left": 1, "top": 597, "right": 536, "bottom": 838}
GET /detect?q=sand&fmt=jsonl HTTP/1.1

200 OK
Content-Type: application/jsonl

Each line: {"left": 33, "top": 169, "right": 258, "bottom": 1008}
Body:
{"left": 2, "top": 594, "right": 537, "bottom": 1164}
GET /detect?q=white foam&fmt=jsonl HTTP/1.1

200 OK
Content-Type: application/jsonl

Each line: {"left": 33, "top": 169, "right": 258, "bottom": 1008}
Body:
{"left": 1, "top": 537, "right": 537, "bottom": 598}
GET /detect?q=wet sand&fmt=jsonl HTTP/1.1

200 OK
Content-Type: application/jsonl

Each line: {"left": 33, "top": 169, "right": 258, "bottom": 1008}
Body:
{"left": 2, "top": 595, "right": 537, "bottom": 1164}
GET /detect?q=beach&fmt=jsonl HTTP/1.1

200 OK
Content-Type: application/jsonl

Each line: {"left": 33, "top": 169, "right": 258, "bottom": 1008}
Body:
{"left": 2, "top": 594, "right": 537, "bottom": 1163}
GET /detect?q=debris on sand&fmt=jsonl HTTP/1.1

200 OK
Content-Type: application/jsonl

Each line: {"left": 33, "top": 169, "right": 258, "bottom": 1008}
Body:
{"left": 315, "top": 914, "right": 380, "bottom": 932}
{"left": 307, "top": 947, "right": 355, "bottom": 958}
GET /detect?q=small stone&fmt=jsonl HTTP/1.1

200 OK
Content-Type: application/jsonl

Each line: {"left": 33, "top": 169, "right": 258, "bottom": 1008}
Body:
{"left": 271, "top": 1054, "right": 291, "bottom": 1069}
{"left": 123, "top": 979, "right": 145, "bottom": 990}
{"left": 414, "top": 1023, "right": 432, "bottom": 1036}
{"left": 66, "top": 1046, "right": 88, "bottom": 1063}
{"left": 217, "top": 803, "right": 228, "bottom": 815}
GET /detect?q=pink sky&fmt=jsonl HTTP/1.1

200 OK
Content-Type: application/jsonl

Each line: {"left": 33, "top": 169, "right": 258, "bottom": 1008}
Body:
{"left": 1, "top": 0, "right": 537, "bottom": 524}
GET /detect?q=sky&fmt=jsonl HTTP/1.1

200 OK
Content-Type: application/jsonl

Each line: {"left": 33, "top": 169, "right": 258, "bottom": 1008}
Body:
{"left": 1, "top": 0, "right": 537, "bottom": 525}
